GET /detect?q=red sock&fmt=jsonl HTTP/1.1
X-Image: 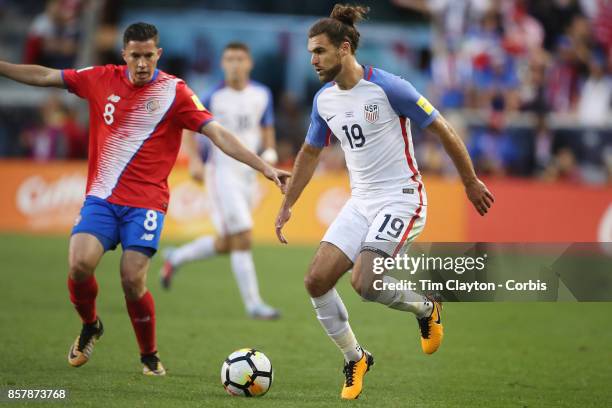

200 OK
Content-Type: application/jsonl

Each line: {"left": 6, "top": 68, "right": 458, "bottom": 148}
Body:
{"left": 126, "top": 291, "right": 157, "bottom": 355}
{"left": 68, "top": 275, "right": 98, "bottom": 324}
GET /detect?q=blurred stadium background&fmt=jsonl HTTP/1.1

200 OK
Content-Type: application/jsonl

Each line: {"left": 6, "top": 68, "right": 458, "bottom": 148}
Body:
{"left": 1, "top": 2, "right": 611, "bottom": 407}
{"left": 0, "top": 0, "right": 611, "bottom": 242}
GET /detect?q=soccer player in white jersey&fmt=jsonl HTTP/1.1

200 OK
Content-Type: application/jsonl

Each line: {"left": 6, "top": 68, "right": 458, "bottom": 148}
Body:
{"left": 275, "top": 4, "right": 494, "bottom": 399}
{"left": 160, "top": 42, "right": 280, "bottom": 320}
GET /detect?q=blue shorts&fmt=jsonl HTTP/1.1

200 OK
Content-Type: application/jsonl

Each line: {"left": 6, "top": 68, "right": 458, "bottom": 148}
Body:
{"left": 72, "top": 196, "right": 166, "bottom": 257}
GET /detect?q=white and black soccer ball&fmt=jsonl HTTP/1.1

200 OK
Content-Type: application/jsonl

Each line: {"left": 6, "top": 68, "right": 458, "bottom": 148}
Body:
{"left": 221, "top": 348, "right": 273, "bottom": 397}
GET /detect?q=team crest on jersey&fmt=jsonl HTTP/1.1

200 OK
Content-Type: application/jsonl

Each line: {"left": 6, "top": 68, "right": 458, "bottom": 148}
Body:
{"left": 145, "top": 98, "right": 161, "bottom": 113}
{"left": 364, "top": 104, "right": 379, "bottom": 123}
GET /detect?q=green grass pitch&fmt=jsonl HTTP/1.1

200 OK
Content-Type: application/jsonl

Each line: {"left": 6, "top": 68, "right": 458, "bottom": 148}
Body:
{"left": 0, "top": 233, "right": 611, "bottom": 407}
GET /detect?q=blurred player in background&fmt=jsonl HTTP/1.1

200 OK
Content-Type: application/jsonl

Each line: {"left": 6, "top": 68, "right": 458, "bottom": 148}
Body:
{"left": 0, "top": 23, "right": 289, "bottom": 376}
{"left": 275, "top": 4, "right": 493, "bottom": 400}
{"left": 160, "top": 42, "right": 281, "bottom": 320}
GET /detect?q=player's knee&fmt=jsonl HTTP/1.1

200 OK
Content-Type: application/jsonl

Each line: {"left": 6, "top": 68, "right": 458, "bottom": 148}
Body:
{"left": 121, "top": 274, "right": 146, "bottom": 299}
{"left": 352, "top": 252, "right": 379, "bottom": 299}
{"left": 351, "top": 271, "right": 376, "bottom": 301}
{"left": 215, "top": 237, "right": 230, "bottom": 254}
{"left": 350, "top": 272, "right": 364, "bottom": 295}
{"left": 350, "top": 257, "right": 364, "bottom": 295}
{"left": 229, "top": 231, "right": 251, "bottom": 251}
{"left": 304, "top": 272, "right": 329, "bottom": 298}
{"left": 68, "top": 255, "right": 96, "bottom": 280}
{"left": 304, "top": 274, "right": 320, "bottom": 296}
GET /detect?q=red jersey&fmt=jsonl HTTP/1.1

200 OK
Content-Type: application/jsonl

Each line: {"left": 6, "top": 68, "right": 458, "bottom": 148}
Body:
{"left": 61, "top": 64, "right": 213, "bottom": 212}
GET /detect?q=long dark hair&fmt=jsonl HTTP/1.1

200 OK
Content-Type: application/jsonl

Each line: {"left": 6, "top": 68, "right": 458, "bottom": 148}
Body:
{"left": 308, "top": 4, "right": 369, "bottom": 54}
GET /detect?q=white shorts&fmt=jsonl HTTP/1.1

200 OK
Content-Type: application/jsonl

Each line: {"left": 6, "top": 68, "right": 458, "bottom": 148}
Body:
{"left": 206, "top": 167, "right": 255, "bottom": 236}
{"left": 322, "top": 194, "right": 427, "bottom": 262}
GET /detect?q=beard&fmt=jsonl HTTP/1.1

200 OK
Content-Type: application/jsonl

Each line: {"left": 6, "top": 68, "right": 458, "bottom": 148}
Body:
{"left": 318, "top": 61, "right": 342, "bottom": 83}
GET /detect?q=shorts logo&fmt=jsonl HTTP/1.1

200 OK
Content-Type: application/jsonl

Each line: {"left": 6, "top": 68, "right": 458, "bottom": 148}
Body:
{"left": 364, "top": 104, "right": 379, "bottom": 123}
{"left": 140, "top": 233, "right": 155, "bottom": 241}
{"left": 145, "top": 98, "right": 161, "bottom": 113}
{"left": 74, "top": 215, "right": 82, "bottom": 226}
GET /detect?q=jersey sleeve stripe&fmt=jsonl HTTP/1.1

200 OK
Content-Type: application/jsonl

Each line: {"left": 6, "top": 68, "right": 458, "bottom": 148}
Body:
{"left": 393, "top": 116, "right": 424, "bottom": 256}
{"left": 399, "top": 116, "right": 424, "bottom": 205}
{"left": 365, "top": 65, "right": 373, "bottom": 81}
{"left": 325, "top": 129, "right": 332, "bottom": 146}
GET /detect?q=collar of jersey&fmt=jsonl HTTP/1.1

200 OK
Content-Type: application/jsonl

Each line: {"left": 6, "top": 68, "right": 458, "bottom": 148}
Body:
{"left": 362, "top": 65, "right": 371, "bottom": 79}
{"left": 124, "top": 67, "right": 160, "bottom": 86}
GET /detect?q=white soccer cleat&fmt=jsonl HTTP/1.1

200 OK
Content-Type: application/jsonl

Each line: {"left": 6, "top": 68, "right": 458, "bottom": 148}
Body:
{"left": 247, "top": 303, "right": 281, "bottom": 320}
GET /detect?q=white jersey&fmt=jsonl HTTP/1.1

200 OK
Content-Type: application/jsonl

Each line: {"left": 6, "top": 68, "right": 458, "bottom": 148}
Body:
{"left": 198, "top": 81, "right": 273, "bottom": 236}
{"left": 202, "top": 81, "right": 274, "bottom": 178}
{"left": 306, "top": 66, "right": 438, "bottom": 205}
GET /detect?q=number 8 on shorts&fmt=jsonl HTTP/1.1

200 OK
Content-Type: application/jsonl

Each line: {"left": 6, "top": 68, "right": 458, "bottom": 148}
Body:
{"left": 144, "top": 210, "right": 158, "bottom": 231}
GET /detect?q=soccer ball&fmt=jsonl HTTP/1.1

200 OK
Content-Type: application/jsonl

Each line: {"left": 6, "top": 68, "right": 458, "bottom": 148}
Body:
{"left": 221, "top": 348, "right": 273, "bottom": 397}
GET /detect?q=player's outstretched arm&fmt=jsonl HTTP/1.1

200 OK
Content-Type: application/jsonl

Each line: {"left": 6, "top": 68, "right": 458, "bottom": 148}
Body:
{"left": 427, "top": 115, "right": 495, "bottom": 216}
{"left": 0, "top": 61, "right": 64, "bottom": 88}
{"left": 275, "top": 143, "right": 323, "bottom": 244}
{"left": 200, "top": 120, "right": 290, "bottom": 191}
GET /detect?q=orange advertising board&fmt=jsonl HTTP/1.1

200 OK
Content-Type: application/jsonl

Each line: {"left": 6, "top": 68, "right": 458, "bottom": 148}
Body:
{"left": 165, "top": 170, "right": 468, "bottom": 243}
{"left": 0, "top": 161, "right": 86, "bottom": 232}
{"left": 1, "top": 161, "right": 609, "bottom": 243}
{"left": 467, "top": 179, "right": 612, "bottom": 242}
{"left": 0, "top": 161, "right": 467, "bottom": 242}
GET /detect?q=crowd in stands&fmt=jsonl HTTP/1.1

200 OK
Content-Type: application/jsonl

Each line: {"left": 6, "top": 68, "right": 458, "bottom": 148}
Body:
{"left": 390, "top": 0, "right": 612, "bottom": 184}
{"left": 0, "top": 0, "right": 610, "bottom": 184}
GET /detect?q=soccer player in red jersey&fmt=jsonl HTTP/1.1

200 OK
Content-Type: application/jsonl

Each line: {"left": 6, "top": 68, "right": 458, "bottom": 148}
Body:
{"left": 0, "top": 22, "right": 290, "bottom": 375}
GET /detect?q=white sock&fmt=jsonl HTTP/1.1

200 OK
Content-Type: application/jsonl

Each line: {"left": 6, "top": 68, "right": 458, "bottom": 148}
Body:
{"left": 373, "top": 275, "right": 433, "bottom": 318}
{"left": 311, "top": 288, "right": 363, "bottom": 362}
{"left": 230, "top": 250, "right": 263, "bottom": 311}
{"left": 168, "top": 236, "right": 216, "bottom": 267}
